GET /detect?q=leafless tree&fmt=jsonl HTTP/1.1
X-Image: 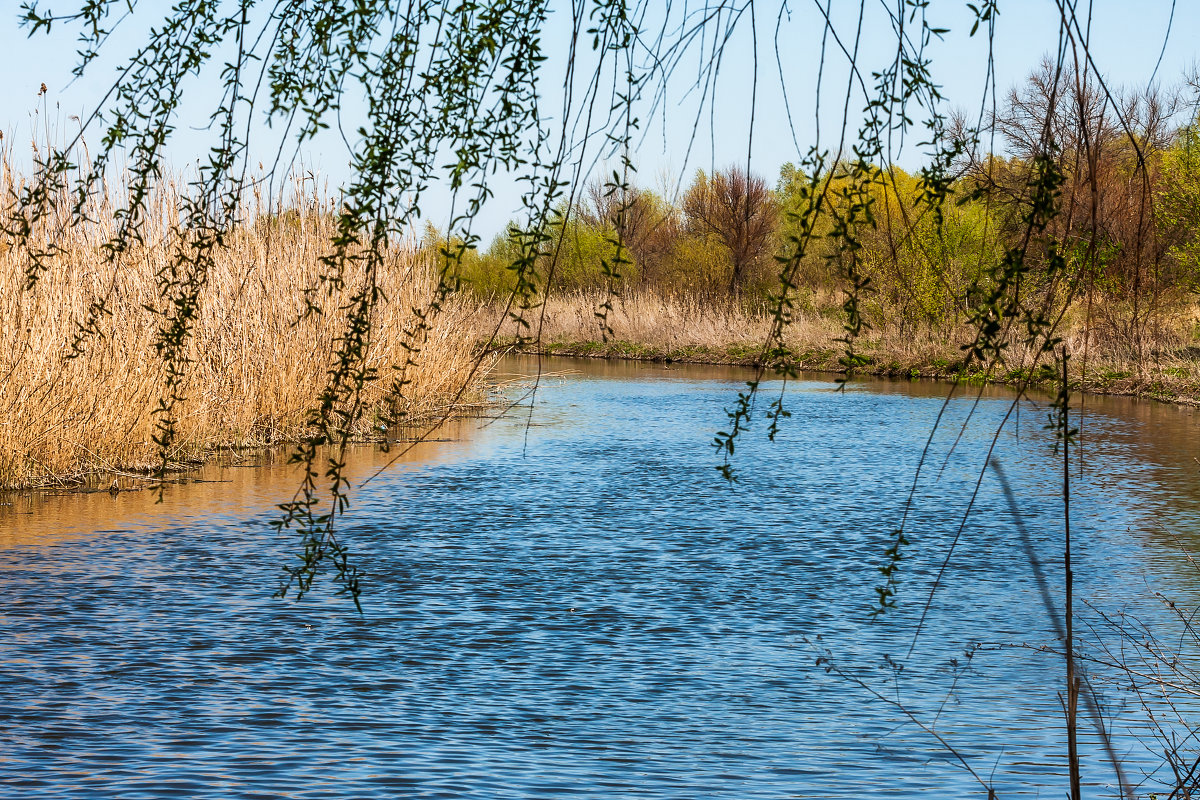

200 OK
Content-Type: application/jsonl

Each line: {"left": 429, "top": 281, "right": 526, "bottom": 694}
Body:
{"left": 682, "top": 166, "right": 779, "bottom": 293}
{"left": 958, "top": 60, "right": 1189, "bottom": 367}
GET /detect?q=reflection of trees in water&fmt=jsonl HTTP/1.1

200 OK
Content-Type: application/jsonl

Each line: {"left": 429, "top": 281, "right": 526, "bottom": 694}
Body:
{"left": 1076, "top": 400, "right": 1200, "bottom": 562}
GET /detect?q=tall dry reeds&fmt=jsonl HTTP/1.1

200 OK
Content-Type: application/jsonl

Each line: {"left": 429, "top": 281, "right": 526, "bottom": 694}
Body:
{"left": 495, "top": 286, "right": 1200, "bottom": 403}
{"left": 495, "top": 289, "right": 843, "bottom": 361}
{"left": 521, "top": 290, "right": 779, "bottom": 351}
{"left": 0, "top": 158, "right": 487, "bottom": 490}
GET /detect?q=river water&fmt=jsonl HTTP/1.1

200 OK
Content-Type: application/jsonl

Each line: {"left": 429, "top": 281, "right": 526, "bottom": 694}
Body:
{"left": 3, "top": 356, "right": 1200, "bottom": 798}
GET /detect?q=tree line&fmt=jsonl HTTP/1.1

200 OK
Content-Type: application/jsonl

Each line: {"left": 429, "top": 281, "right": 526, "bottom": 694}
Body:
{"left": 453, "top": 66, "right": 1200, "bottom": 352}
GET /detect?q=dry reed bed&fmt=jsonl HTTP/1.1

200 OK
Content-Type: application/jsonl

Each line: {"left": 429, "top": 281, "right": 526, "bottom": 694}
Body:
{"left": 498, "top": 289, "right": 1200, "bottom": 402}
{"left": 496, "top": 289, "right": 956, "bottom": 366}
{"left": 1, "top": 181, "right": 487, "bottom": 490}
{"left": 520, "top": 290, "right": 787, "bottom": 352}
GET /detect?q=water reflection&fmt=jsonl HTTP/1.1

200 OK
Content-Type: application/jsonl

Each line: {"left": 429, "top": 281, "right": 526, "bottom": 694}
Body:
{"left": 1, "top": 355, "right": 1199, "bottom": 799}
{"left": 0, "top": 416, "right": 489, "bottom": 551}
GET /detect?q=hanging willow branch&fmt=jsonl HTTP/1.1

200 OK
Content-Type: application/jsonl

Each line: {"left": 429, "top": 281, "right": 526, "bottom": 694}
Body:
{"left": 8, "top": 0, "right": 661, "bottom": 606}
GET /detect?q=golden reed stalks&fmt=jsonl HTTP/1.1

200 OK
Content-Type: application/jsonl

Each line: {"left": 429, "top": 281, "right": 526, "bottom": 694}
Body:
{"left": 0, "top": 159, "right": 487, "bottom": 490}
{"left": 512, "top": 288, "right": 1200, "bottom": 402}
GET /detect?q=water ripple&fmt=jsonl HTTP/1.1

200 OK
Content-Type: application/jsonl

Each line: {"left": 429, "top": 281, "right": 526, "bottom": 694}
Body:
{"left": 3, "top": 359, "right": 1199, "bottom": 798}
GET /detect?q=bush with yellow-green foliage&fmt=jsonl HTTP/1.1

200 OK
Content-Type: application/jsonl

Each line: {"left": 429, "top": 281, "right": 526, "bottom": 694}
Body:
{"left": 1158, "top": 117, "right": 1200, "bottom": 291}
{"left": 452, "top": 207, "right": 640, "bottom": 299}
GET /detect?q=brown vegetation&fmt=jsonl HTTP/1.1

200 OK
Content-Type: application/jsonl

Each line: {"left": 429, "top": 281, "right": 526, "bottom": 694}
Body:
{"left": 493, "top": 289, "right": 1200, "bottom": 404}
{"left": 682, "top": 167, "right": 779, "bottom": 293}
{"left": 0, "top": 169, "right": 486, "bottom": 490}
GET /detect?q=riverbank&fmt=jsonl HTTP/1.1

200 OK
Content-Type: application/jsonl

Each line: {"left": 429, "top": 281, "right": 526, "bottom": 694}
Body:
{"left": 10, "top": 271, "right": 1199, "bottom": 493}
{"left": 488, "top": 290, "right": 1200, "bottom": 406}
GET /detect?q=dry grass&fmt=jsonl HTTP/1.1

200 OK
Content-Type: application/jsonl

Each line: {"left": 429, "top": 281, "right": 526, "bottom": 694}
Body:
{"left": 494, "top": 287, "right": 1200, "bottom": 402}
{"left": 521, "top": 290, "right": 779, "bottom": 351}
{"left": 494, "top": 288, "right": 935, "bottom": 364}
{"left": 1, "top": 168, "right": 488, "bottom": 490}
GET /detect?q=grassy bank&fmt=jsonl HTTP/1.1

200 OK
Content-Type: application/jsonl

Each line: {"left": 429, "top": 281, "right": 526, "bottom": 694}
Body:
{"left": 487, "top": 290, "right": 1200, "bottom": 404}
{"left": 1, "top": 182, "right": 488, "bottom": 491}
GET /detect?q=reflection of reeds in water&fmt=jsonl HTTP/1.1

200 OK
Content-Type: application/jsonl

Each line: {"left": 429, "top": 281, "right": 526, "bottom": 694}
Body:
{"left": 0, "top": 162, "right": 487, "bottom": 490}
{"left": 0, "top": 417, "right": 487, "bottom": 547}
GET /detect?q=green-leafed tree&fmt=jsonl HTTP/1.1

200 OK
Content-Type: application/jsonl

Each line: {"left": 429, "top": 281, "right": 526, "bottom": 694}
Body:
{"left": 1158, "top": 116, "right": 1200, "bottom": 289}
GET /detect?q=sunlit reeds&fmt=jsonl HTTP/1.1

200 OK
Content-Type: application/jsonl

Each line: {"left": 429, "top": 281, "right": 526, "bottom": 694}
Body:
{"left": 501, "top": 287, "right": 1200, "bottom": 402}
{"left": 0, "top": 158, "right": 487, "bottom": 490}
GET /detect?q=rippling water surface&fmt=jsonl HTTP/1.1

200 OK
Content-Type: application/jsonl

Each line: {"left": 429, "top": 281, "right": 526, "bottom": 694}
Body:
{"left": 4, "top": 357, "right": 1200, "bottom": 798}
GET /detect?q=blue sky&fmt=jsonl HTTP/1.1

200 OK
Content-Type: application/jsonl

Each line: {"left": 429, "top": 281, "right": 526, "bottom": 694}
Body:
{"left": 0, "top": 1, "right": 1195, "bottom": 240}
